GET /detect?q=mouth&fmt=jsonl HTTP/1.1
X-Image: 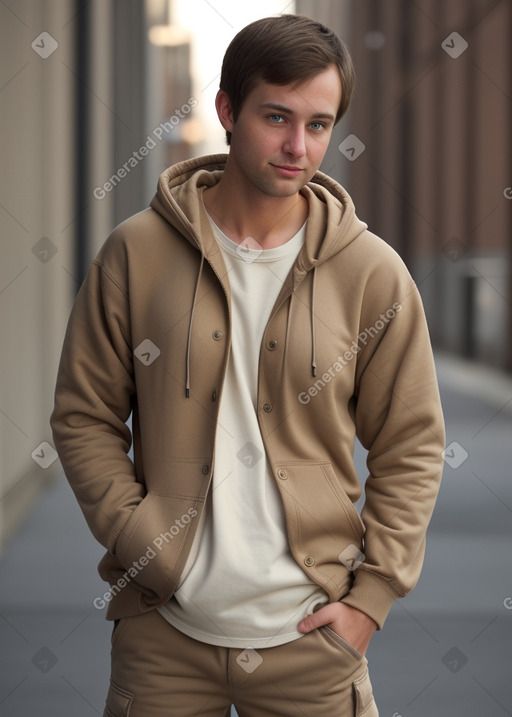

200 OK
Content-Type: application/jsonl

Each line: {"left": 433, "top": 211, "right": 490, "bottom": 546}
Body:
{"left": 270, "top": 164, "right": 304, "bottom": 178}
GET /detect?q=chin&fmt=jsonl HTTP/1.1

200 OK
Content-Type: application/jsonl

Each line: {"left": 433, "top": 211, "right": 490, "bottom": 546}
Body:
{"left": 269, "top": 186, "right": 304, "bottom": 198}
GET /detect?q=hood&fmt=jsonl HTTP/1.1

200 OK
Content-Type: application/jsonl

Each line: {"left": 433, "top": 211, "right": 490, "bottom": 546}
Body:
{"left": 149, "top": 153, "right": 368, "bottom": 267}
{"left": 149, "top": 154, "right": 369, "bottom": 395}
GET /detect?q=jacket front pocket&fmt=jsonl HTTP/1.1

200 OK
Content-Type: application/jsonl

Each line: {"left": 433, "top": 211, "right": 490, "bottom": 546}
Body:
{"left": 115, "top": 492, "right": 200, "bottom": 598}
{"left": 275, "top": 461, "right": 365, "bottom": 597}
{"left": 320, "top": 463, "right": 365, "bottom": 537}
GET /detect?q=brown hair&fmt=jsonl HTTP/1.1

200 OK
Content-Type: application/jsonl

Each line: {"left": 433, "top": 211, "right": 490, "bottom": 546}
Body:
{"left": 219, "top": 14, "right": 355, "bottom": 145}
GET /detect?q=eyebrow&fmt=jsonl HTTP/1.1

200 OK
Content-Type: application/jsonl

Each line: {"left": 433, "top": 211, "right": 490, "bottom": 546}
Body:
{"left": 259, "top": 102, "right": 335, "bottom": 122}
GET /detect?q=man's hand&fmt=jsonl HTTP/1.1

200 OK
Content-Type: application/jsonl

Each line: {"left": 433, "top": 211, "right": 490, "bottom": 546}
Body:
{"left": 297, "top": 601, "right": 377, "bottom": 655}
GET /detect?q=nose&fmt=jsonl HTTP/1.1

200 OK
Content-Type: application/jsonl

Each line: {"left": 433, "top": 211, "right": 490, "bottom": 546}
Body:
{"left": 282, "top": 125, "right": 306, "bottom": 158}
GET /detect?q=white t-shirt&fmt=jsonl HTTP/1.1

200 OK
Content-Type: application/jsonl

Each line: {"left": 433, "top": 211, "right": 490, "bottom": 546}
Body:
{"left": 158, "top": 216, "right": 328, "bottom": 648}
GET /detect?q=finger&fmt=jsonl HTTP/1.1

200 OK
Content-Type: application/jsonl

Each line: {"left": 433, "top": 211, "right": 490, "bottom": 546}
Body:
{"left": 297, "top": 613, "right": 321, "bottom": 633}
{"left": 297, "top": 605, "right": 331, "bottom": 633}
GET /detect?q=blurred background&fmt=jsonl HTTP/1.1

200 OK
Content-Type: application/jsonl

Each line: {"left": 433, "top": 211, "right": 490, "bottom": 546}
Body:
{"left": 1, "top": 0, "right": 511, "bottom": 715}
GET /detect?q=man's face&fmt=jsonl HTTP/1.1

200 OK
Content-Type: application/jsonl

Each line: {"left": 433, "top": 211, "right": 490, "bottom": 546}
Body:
{"left": 220, "top": 65, "right": 342, "bottom": 199}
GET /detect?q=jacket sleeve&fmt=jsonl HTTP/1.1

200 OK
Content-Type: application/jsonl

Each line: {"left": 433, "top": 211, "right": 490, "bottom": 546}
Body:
{"left": 50, "top": 244, "right": 145, "bottom": 555}
{"left": 341, "top": 266, "right": 445, "bottom": 629}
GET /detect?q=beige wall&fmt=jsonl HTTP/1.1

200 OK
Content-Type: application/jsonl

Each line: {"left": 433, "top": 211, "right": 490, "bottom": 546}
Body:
{"left": 0, "top": 0, "right": 188, "bottom": 550}
{"left": 0, "top": 0, "right": 123, "bottom": 552}
{"left": 0, "top": 0, "right": 75, "bottom": 550}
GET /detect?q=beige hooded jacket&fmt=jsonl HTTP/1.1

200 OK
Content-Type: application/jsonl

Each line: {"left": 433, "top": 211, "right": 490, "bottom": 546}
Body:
{"left": 50, "top": 154, "right": 445, "bottom": 629}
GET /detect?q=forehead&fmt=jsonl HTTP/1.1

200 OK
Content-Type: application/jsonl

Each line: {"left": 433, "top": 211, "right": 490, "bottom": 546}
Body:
{"left": 245, "top": 65, "right": 342, "bottom": 117}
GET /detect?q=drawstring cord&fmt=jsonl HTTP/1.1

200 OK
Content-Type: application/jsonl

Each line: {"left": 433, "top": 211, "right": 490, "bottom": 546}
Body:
{"left": 283, "top": 265, "right": 318, "bottom": 378}
{"left": 187, "top": 255, "right": 317, "bottom": 393}
{"left": 283, "top": 293, "right": 293, "bottom": 369}
{"left": 310, "top": 265, "right": 317, "bottom": 377}
{"left": 185, "top": 252, "right": 205, "bottom": 397}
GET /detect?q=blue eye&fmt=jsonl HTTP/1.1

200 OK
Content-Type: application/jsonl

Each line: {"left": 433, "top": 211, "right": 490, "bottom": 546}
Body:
{"left": 269, "top": 114, "right": 284, "bottom": 123}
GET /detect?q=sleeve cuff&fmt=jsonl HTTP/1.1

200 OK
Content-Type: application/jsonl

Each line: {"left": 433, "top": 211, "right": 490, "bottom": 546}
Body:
{"left": 340, "top": 569, "right": 400, "bottom": 630}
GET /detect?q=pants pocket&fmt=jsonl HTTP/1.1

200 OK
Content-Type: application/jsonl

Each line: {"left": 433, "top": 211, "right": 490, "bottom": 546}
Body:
{"left": 353, "top": 668, "right": 379, "bottom": 716}
{"left": 103, "top": 680, "right": 134, "bottom": 716}
{"left": 319, "top": 625, "right": 365, "bottom": 662}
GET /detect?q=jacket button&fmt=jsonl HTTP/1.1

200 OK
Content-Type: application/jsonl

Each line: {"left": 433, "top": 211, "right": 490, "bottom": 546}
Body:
{"left": 304, "top": 556, "right": 315, "bottom": 567}
{"left": 263, "top": 402, "right": 273, "bottom": 413}
{"left": 267, "top": 339, "right": 278, "bottom": 351}
{"left": 211, "top": 390, "right": 217, "bottom": 401}
{"left": 212, "top": 330, "right": 223, "bottom": 341}
{"left": 277, "top": 469, "right": 287, "bottom": 480}
{"left": 202, "top": 464, "right": 209, "bottom": 474}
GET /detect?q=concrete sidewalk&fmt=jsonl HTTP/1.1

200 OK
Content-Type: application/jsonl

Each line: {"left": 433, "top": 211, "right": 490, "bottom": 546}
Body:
{"left": 0, "top": 352, "right": 511, "bottom": 716}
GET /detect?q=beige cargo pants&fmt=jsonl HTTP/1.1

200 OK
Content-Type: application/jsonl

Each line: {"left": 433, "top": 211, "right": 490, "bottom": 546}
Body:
{"left": 103, "top": 609, "right": 379, "bottom": 716}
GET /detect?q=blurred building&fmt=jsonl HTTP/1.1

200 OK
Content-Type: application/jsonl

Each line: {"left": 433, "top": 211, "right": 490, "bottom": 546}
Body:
{"left": 1, "top": 0, "right": 511, "bottom": 549}
{"left": 300, "top": 0, "right": 512, "bottom": 371}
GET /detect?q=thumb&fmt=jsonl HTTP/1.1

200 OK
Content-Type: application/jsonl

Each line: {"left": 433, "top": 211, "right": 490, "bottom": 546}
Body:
{"left": 297, "top": 604, "right": 332, "bottom": 634}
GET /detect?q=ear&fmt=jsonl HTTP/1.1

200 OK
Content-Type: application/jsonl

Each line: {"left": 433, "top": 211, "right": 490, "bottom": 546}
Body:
{"left": 215, "top": 89, "right": 235, "bottom": 134}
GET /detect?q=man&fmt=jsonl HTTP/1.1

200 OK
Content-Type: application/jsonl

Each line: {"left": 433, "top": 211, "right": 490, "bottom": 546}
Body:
{"left": 51, "top": 14, "right": 445, "bottom": 717}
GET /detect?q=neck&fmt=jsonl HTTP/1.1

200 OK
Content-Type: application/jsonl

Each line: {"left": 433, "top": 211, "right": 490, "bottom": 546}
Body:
{"left": 203, "top": 163, "right": 308, "bottom": 250}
